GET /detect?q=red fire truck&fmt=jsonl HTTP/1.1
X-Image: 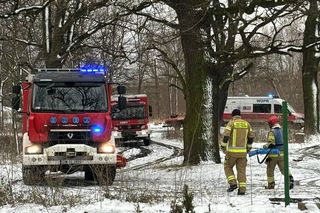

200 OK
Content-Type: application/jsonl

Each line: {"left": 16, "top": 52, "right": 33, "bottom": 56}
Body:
{"left": 11, "top": 67, "right": 127, "bottom": 185}
{"left": 111, "top": 94, "right": 152, "bottom": 146}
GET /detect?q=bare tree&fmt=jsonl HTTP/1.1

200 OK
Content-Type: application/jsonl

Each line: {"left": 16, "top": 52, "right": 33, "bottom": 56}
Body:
{"left": 301, "top": 0, "right": 320, "bottom": 136}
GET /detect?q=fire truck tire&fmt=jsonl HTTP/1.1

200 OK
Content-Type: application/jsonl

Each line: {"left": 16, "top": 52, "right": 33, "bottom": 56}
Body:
{"left": 84, "top": 166, "right": 95, "bottom": 181}
{"left": 22, "top": 166, "right": 46, "bottom": 185}
{"left": 143, "top": 138, "right": 151, "bottom": 146}
{"left": 85, "top": 165, "right": 116, "bottom": 185}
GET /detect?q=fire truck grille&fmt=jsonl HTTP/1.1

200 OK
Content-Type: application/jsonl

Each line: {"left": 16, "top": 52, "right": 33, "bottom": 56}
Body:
{"left": 119, "top": 125, "right": 142, "bottom": 130}
{"left": 49, "top": 131, "right": 93, "bottom": 146}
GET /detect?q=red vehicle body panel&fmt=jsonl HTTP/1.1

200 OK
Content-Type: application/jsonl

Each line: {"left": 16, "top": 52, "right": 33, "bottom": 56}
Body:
{"left": 21, "top": 81, "right": 113, "bottom": 144}
{"left": 111, "top": 95, "right": 149, "bottom": 130}
{"left": 27, "top": 113, "right": 112, "bottom": 143}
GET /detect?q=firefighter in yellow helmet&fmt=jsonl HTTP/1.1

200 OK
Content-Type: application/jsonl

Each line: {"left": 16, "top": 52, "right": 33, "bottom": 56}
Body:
{"left": 264, "top": 115, "right": 294, "bottom": 189}
{"left": 221, "top": 109, "right": 254, "bottom": 195}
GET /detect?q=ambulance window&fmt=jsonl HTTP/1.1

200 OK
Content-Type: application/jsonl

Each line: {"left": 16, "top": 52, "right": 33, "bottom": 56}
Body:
{"left": 274, "top": 104, "right": 282, "bottom": 113}
{"left": 253, "top": 104, "right": 271, "bottom": 113}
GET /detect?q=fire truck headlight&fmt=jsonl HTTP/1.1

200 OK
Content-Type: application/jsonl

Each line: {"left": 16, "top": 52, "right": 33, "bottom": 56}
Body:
{"left": 112, "top": 131, "right": 120, "bottom": 137}
{"left": 142, "top": 130, "right": 148, "bottom": 135}
{"left": 25, "top": 144, "right": 43, "bottom": 154}
{"left": 98, "top": 143, "right": 115, "bottom": 154}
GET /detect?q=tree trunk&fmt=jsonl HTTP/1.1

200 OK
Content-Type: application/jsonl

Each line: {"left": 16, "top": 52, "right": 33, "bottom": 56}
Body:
{"left": 302, "top": 0, "right": 319, "bottom": 136}
{"left": 176, "top": 8, "right": 208, "bottom": 165}
{"left": 210, "top": 73, "right": 222, "bottom": 163}
{"left": 209, "top": 64, "right": 232, "bottom": 164}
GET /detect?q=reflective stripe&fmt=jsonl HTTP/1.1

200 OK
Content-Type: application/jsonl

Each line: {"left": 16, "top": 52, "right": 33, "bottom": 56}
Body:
{"left": 267, "top": 176, "right": 274, "bottom": 182}
{"left": 228, "top": 147, "right": 247, "bottom": 153}
{"left": 269, "top": 153, "right": 284, "bottom": 157}
{"left": 232, "top": 129, "right": 237, "bottom": 147}
{"left": 220, "top": 142, "right": 227, "bottom": 147}
{"left": 228, "top": 175, "right": 236, "bottom": 181}
{"left": 225, "top": 126, "right": 232, "bottom": 131}
{"left": 234, "top": 122, "right": 248, "bottom": 128}
{"left": 239, "top": 182, "right": 246, "bottom": 187}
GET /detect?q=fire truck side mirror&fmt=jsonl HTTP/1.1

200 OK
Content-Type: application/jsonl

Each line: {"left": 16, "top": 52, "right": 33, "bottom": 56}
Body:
{"left": 12, "top": 96, "right": 20, "bottom": 111}
{"left": 118, "top": 96, "right": 127, "bottom": 110}
{"left": 149, "top": 105, "right": 153, "bottom": 117}
{"left": 12, "top": 85, "right": 21, "bottom": 94}
{"left": 117, "top": 85, "right": 126, "bottom": 95}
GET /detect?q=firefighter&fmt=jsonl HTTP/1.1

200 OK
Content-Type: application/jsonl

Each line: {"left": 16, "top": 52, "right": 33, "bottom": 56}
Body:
{"left": 221, "top": 109, "right": 254, "bottom": 195}
{"left": 264, "top": 115, "right": 294, "bottom": 189}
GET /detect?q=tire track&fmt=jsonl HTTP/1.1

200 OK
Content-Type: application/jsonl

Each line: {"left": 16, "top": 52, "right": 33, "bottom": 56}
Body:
{"left": 292, "top": 144, "right": 320, "bottom": 188}
{"left": 119, "top": 140, "right": 183, "bottom": 172}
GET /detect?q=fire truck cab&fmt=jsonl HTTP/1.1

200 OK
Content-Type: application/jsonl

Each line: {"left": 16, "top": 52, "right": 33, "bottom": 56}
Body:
{"left": 11, "top": 67, "right": 127, "bottom": 185}
{"left": 111, "top": 94, "right": 152, "bottom": 146}
{"left": 223, "top": 96, "right": 304, "bottom": 126}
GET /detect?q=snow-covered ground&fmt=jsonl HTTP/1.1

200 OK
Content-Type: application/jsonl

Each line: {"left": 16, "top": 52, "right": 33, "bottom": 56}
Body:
{"left": 1, "top": 123, "right": 320, "bottom": 212}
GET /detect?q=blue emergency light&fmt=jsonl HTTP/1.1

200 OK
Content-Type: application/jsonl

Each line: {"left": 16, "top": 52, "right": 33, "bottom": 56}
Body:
{"left": 50, "top": 117, "right": 57, "bottom": 124}
{"left": 80, "top": 65, "right": 106, "bottom": 74}
{"left": 72, "top": 117, "right": 79, "bottom": 124}
{"left": 61, "top": 117, "right": 68, "bottom": 124}
{"left": 83, "top": 117, "right": 90, "bottom": 124}
{"left": 92, "top": 125, "right": 103, "bottom": 134}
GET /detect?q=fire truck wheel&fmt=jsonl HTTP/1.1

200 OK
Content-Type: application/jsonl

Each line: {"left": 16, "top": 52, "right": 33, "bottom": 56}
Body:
{"left": 85, "top": 165, "right": 116, "bottom": 185}
{"left": 104, "top": 166, "right": 116, "bottom": 185}
{"left": 84, "top": 166, "right": 95, "bottom": 181}
{"left": 22, "top": 166, "right": 45, "bottom": 185}
{"left": 143, "top": 138, "right": 151, "bottom": 146}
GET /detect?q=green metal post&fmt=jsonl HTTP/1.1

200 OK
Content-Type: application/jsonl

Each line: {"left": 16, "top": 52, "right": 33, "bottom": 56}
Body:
{"left": 282, "top": 101, "right": 290, "bottom": 206}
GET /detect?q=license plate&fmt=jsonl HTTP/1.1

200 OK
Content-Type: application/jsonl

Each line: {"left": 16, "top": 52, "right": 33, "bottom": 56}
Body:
{"left": 60, "top": 160, "right": 82, "bottom": 164}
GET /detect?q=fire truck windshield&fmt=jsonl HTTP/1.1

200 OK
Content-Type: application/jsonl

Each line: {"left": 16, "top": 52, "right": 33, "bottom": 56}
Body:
{"left": 32, "top": 82, "right": 107, "bottom": 112}
{"left": 112, "top": 104, "right": 145, "bottom": 120}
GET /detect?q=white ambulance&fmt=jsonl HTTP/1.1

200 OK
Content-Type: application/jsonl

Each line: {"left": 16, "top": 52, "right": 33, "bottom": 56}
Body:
{"left": 223, "top": 96, "right": 304, "bottom": 125}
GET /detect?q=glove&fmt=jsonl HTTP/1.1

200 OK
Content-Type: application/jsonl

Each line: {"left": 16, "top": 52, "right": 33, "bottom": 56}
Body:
{"left": 221, "top": 147, "right": 226, "bottom": 154}
{"left": 268, "top": 144, "right": 275, "bottom": 149}
{"left": 265, "top": 158, "right": 271, "bottom": 164}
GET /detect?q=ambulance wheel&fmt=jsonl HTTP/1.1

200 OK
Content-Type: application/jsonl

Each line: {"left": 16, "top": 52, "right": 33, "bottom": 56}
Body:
{"left": 22, "top": 166, "right": 45, "bottom": 185}
{"left": 143, "top": 138, "right": 151, "bottom": 146}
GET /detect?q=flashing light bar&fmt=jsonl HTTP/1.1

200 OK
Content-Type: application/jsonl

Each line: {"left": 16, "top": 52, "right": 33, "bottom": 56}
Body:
{"left": 80, "top": 65, "right": 107, "bottom": 74}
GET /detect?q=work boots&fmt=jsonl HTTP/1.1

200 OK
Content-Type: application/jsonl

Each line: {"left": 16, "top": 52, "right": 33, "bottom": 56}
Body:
{"left": 265, "top": 177, "right": 294, "bottom": 190}
{"left": 265, "top": 182, "right": 275, "bottom": 189}
{"left": 237, "top": 190, "right": 245, "bottom": 195}
{"left": 227, "top": 184, "right": 237, "bottom": 192}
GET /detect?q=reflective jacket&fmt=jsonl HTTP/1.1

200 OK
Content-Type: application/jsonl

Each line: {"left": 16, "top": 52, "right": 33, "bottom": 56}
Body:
{"left": 264, "top": 124, "right": 284, "bottom": 157}
{"left": 221, "top": 116, "right": 254, "bottom": 157}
